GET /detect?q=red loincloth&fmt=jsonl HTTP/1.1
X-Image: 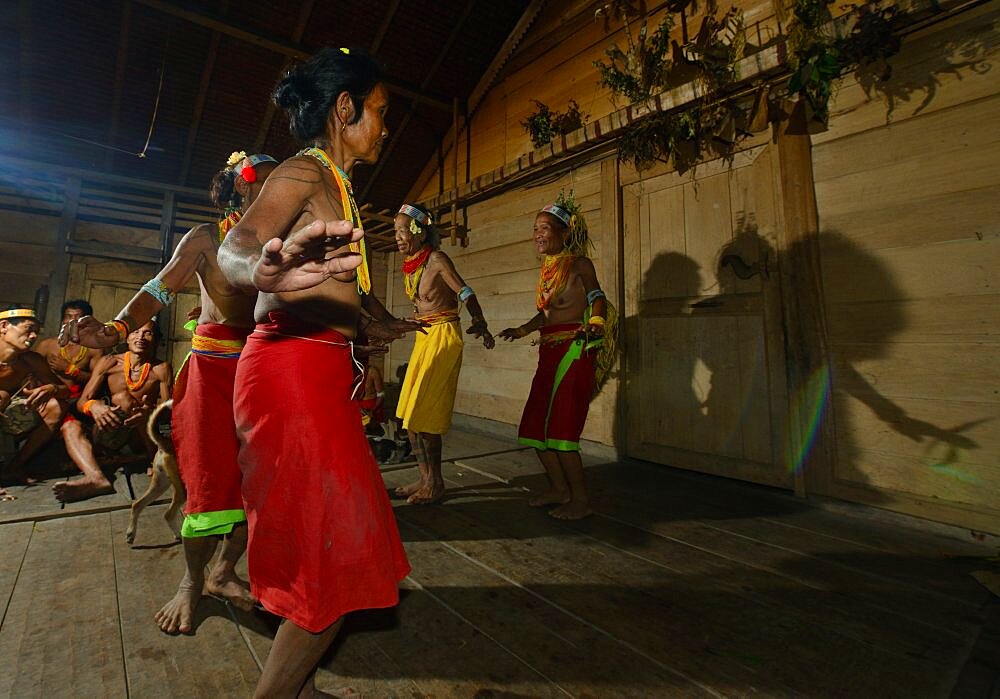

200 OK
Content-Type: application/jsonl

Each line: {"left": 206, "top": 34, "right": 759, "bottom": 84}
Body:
{"left": 172, "top": 323, "right": 251, "bottom": 518}
{"left": 234, "top": 311, "right": 410, "bottom": 632}
{"left": 359, "top": 396, "right": 385, "bottom": 425}
{"left": 62, "top": 383, "right": 83, "bottom": 424}
{"left": 517, "top": 324, "right": 596, "bottom": 452}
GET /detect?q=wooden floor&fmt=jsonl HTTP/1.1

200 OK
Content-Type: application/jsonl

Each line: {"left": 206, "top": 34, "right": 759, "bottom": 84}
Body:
{"left": 0, "top": 427, "right": 997, "bottom": 698}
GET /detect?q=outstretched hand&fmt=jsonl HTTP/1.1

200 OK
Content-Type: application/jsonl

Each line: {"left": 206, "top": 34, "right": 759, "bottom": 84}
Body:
{"left": 253, "top": 219, "right": 365, "bottom": 293}
{"left": 366, "top": 318, "right": 429, "bottom": 343}
{"left": 60, "top": 316, "right": 120, "bottom": 349}
{"left": 467, "top": 319, "right": 495, "bottom": 349}
{"left": 498, "top": 327, "right": 526, "bottom": 342}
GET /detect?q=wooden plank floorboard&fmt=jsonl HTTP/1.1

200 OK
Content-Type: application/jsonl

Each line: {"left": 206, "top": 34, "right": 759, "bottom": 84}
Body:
{"left": 0, "top": 469, "right": 153, "bottom": 526}
{"left": 0, "top": 521, "right": 32, "bottom": 627}
{"left": 109, "top": 508, "right": 260, "bottom": 697}
{"left": 399, "top": 523, "right": 718, "bottom": 698}
{"left": 234, "top": 566, "right": 562, "bottom": 696}
{"left": 384, "top": 470, "right": 796, "bottom": 696}
{"left": 452, "top": 450, "right": 989, "bottom": 622}
{"left": 0, "top": 513, "right": 127, "bottom": 698}
{"left": 390, "top": 466, "right": 976, "bottom": 693}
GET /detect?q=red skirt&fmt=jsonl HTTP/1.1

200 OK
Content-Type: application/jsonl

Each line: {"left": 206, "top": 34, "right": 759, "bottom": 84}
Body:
{"left": 517, "top": 324, "right": 596, "bottom": 452}
{"left": 172, "top": 323, "right": 250, "bottom": 517}
{"left": 234, "top": 311, "right": 410, "bottom": 632}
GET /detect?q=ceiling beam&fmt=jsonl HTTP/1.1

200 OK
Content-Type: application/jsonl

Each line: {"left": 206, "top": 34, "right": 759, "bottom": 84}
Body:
{"left": 132, "top": 0, "right": 453, "bottom": 111}
{"left": 404, "top": 0, "right": 545, "bottom": 203}
{"left": 369, "top": 0, "right": 401, "bottom": 54}
{"left": 359, "top": 0, "right": 476, "bottom": 202}
{"left": 178, "top": 0, "right": 230, "bottom": 185}
{"left": 252, "top": 0, "right": 316, "bottom": 152}
{"left": 105, "top": 1, "right": 133, "bottom": 171}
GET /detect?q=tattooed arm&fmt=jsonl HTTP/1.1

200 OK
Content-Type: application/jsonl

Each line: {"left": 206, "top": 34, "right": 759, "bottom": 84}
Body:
{"left": 218, "top": 156, "right": 365, "bottom": 293}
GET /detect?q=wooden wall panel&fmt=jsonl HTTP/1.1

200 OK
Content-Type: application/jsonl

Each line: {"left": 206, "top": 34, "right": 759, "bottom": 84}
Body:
{"left": 813, "top": 1, "right": 1000, "bottom": 530}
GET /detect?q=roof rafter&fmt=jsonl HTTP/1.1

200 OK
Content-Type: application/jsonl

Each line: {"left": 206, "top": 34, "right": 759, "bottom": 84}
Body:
{"left": 359, "top": 0, "right": 477, "bottom": 202}
{"left": 370, "top": 0, "right": 401, "bottom": 54}
{"left": 178, "top": 0, "right": 231, "bottom": 185}
{"left": 252, "top": 0, "right": 316, "bottom": 153}
{"left": 105, "top": 1, "right": 133, "bottom": 171}
{"left": 131, "top": 0, "right": 453, "bottom": 111}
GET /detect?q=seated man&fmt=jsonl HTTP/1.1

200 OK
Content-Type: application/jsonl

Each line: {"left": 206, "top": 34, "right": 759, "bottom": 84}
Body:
{"left": 0, "top": 307, "right": 69, "bottom": 490}
{"left": 54, "top": 320, "right": 171, "bottom": 502}
{"left": 34, "top": 299, "right": 103, "bottom": 412}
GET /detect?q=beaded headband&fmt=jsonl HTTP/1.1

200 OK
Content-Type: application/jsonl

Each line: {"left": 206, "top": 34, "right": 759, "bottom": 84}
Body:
{"left": 398, "top": 204, "right": 431, "bottom": 226}
{"left": 0, "top": 308, "right": 37, "bottom": 321}
{"left": 232, "top": 154, "right": 278, "bottom": 183}
{"left": 540, "top": 204, "right": 571, "bottom": 227}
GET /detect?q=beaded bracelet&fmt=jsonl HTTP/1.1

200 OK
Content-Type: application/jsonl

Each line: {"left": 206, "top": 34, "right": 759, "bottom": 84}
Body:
{"left": 104, "top": 319, "right": 130, "bottom": 344}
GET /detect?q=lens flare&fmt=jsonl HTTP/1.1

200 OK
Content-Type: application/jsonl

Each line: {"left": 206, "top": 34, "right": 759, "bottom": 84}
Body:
{"left": 785, "top": 364, "right": 831, "bottom": 474}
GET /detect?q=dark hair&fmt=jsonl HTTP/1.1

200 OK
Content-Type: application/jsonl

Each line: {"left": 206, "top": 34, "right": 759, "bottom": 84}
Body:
{"left": 1, "top": 304, "right": 38, "bottom": 327}
{"left": 273, "top": 47, "right": 384, "bottom": 143}
{"left": 61, "top": 299, "right": 93, "bottom": 317}
{"left": 210, "top": 167, "right": 241, "bottom": 211}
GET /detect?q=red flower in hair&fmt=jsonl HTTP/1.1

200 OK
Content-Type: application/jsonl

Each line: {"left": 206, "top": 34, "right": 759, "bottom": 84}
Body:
{"left": 241, "top": 165, "right": 258, "bottom": 183}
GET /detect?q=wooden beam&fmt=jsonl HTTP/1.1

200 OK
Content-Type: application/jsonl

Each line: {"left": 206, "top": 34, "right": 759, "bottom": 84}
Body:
{"left": 105, "top": 1, "right": 132, "bottom": 171}
{"left": 44, "top": 177, "right": 81, "bottom": 334}
{"left": 370, "top": 0, "right": 401, "bottom": 54}
{"left": 158, "top": 191, "right": 176, "bottom": 264}
{"left": 131, "top": 0, "right": 453, "bottom": 111}
{"left": 66, "top": 240, "right": 163, "bottom": 265}
{"left": 774, "top": 99, "right": 834, "bottom": 499}
{"left": 360, "top": 0, "right": 476, "bottom": 202}
{"left": 252, "top": 0, "right": 316, "bottom": 152}
{"left": 403, "top": 0, "right": 544, "bottom": 204}
{"left": 0, "top": 155, "right": 209, "bottom": 198}
{"left": 178, "top": 1, "right": 227, "bottom": 186}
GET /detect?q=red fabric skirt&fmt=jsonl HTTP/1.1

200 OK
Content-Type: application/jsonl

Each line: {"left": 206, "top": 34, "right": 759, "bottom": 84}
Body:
{"left": 234, "top": 311, "right": 410, "bottom": 632}
{"left": 172, "top": 323, "right": 250, "bottom": 516}
{"left": 517, "top": 324, "right": 596, "bottom": 452}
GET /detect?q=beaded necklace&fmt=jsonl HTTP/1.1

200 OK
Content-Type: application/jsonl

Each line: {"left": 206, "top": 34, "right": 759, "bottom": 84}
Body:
{"left": 536, "top": 253, "right": 576, "bottom": 311}
{"left": 298, "top": 147, "right": 371, "bottom": 295}
{"left": 123, "top": 352, "right": 151, "bottom": 391}
{"left": 217, "top": 208, "right": 242, "bottom": 244}
{"left": 402, "top": 246, "right": 432, "bottom": 302}
{"left": 60, "top": 344, "right": 87, "bottom": 365}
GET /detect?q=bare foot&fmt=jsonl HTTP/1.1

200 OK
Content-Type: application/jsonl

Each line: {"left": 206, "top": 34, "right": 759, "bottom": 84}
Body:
{"left": 528, "top": 489, "right": 570, "bottom": 507}
{"left": 155, "top": 581, "right": 202, "bottom": 634}
{"left": 52, "top": 477, "right": 115, "bottom": 503}
{"left": 549, "top": 500, "right": 593, "bottom": 520}
{"left": 407, "top": 481, "right": 445, "bottom": 505}
{"left": 206, "top": 569, "right": 256, "bottom": 612}
{"left": 394, "top": 479, "right": 424, "bottom": 498}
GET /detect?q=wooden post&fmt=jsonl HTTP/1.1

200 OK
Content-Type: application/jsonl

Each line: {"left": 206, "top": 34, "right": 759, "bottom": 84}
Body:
{"left": 158, "top": 191, "right": 176, "bottom": 265}
{"left": 774, "top": 101, "right": 835, "bottom": 498}
{"left": 450, "top": 97, "right": 459, "bottom": 246}
{"left": 44, "top": 177, "right": 81, "bottom": 334}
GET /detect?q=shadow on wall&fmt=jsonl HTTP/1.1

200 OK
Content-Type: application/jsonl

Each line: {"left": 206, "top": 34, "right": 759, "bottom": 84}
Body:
{"left": 795, "top": 230, "right": 988, "bottom": 495}
{"left": 613, "top": 218, "right": 986, "bottom": 498}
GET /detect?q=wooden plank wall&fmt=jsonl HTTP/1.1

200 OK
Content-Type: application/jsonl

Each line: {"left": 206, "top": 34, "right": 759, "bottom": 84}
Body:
{"left": 411, "top": 0, "right": 781, "bottom": 202}
{"left": 811, "top": 1, "right": 1000, "bottom": 530}
{"left": 386, "top": 160, "right": 620, "bottom": 445}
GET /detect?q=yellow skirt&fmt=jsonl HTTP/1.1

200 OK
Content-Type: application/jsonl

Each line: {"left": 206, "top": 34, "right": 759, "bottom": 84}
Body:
{"left": 396, "top": 319, "right": 464, "bottom": 435}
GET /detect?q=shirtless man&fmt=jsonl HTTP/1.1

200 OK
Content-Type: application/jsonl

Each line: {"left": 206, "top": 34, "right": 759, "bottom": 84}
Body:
{"left": 500, "top": 198, "right": 610, "bottom": 520}
{"left": 394, "top": 202, "right": 495, "bottom": 504}
{"left": 34, "top": 300, "right": 103, "bottom": 408}
{"left": 63, "top": 152, "right": 278, "bottom": 634}
{"left": 218, "top": 47, "right": 415, "bottom": 698}
{"left": 54, "top": 320, "right": 171, "bottom": 502}
{"left": 0, "top": 307, "right": 69, "bottom": 491}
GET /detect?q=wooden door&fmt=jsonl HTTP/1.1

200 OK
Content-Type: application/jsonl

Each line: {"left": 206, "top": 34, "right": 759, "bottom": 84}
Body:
{"left": 621, "top": 144, "right": 791, "bottom": 489}
{"left": 86, "top": 281, "right": 195, "bottom": 373}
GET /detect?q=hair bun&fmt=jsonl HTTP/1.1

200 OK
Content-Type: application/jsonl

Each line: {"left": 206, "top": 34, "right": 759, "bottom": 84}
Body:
{"left": 273, "top": 69, "right": 315, "bottom": 112}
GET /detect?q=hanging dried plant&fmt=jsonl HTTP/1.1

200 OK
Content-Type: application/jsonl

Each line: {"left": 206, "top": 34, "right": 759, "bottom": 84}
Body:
{"left": 521, "top": 99, "right": 590, "bottom": 148}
